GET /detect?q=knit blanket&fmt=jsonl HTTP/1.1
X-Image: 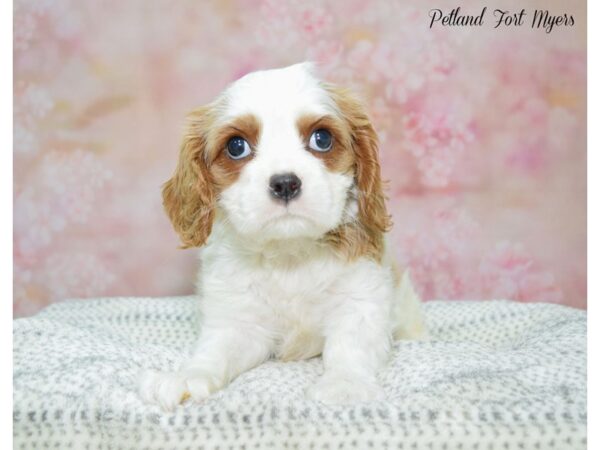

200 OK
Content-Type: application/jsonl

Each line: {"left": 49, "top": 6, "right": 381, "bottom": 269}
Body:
{"left": 13, "top": 297, "right": 587, "bottom": 449}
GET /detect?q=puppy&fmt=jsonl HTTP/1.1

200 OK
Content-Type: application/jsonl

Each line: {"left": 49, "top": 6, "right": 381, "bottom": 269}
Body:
{"left": 140, "top": 63, "right": 427, "bottom": 410}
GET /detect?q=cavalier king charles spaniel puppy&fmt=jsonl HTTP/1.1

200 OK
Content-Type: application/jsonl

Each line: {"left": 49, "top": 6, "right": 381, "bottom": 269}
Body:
{"left": 140, "top": 62, "right": 427, "bottom": 410}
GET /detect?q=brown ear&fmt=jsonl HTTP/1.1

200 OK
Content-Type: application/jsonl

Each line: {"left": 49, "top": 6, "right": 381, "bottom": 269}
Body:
{"left": 326, "top": 85, "right": 392, "bottom": 259}
{"left": 162, "top": 107, "right": 216, "bottom": 248}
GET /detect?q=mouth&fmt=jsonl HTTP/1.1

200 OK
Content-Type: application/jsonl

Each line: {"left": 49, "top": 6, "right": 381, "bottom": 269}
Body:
{"left": 261, "top": 207, "right": 320, "bottom": 231}
{"left": 267, "top": 208, "right": 311, "bottom": 223}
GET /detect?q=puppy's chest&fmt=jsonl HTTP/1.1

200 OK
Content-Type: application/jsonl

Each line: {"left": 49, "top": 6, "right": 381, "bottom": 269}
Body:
{"left": 250, "top": 262, "right": 339, "bottom": 359}
{"left": 252, "top": 261, "right": 339, "bottom": 310}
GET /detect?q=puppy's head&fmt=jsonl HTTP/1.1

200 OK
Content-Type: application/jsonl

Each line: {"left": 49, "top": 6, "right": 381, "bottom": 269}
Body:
{"left": 163, "top": 63, "right": 391, "bottom": 260}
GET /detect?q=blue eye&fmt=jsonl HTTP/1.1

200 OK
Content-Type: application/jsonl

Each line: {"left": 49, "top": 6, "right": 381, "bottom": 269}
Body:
{"left": 226, "top": 136, "right": 251, "bottom": 159}
{"left": 308, "top": 129, "right": 333, "bottom": 152}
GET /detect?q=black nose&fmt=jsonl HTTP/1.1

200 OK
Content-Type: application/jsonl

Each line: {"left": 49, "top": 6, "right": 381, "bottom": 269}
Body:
{"left": 269, "top": 173, "right": 302, "bottom": 202}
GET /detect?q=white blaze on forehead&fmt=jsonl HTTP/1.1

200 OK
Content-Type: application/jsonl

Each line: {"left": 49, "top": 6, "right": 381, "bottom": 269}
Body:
{"left": 220, "top": 63, "right": 337, "bottom": 121}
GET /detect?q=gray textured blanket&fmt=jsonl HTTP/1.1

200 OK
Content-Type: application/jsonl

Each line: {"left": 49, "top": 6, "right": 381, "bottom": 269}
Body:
{"left": 13, "top": 297, "right": 587, "bottom": 449}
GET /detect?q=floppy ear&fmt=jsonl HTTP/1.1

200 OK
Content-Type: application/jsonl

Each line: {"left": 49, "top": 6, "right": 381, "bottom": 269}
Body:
{"left": 162, "top": 107, "right": 216, "bottom": 248}
{"left": 326, "top": 85, "right": 392, "bottom": 256}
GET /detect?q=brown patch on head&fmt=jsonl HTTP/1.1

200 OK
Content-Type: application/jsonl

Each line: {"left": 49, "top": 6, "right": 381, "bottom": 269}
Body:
{"left": 296, "top": 114, "right": 355, "bottom": 175}
{"left": 321, "top": 84, "right": 392, "bottom": 262}
{"left": 162, "top": 107, "right": 261, "bottom": 248}
{"left": 208, "top": 113, "right": 261, "bottom": 189}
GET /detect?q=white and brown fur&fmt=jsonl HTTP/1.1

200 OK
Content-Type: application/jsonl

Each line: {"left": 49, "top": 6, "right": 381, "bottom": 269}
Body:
{"left": 140, "top": 63, "right": 427, "bottom": 410}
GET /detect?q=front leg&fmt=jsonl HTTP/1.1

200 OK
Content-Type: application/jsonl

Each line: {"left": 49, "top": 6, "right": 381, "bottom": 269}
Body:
{"left": 140, "top": 321, "right": 273, "bottom": 411}
{"left": 307, "top": 298, "right": 392, "bottom": 405}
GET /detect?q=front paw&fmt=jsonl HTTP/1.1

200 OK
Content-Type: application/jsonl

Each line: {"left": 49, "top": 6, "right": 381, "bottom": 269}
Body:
{"left": 307, "top": 374, "right": 385, "bottom": 405}
{"left": 139, "top": 369, "right": 215, "bottom": 411}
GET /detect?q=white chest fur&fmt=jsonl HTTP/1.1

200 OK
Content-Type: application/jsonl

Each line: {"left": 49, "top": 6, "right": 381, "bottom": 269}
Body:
{"left": 196, "top": 226, "right": 395, "bottom": 361}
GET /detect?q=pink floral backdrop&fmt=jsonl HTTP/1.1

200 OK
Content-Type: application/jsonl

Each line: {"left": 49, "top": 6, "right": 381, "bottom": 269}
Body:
{"left": 13, "top": 0, "right": 587, "bottom": 316}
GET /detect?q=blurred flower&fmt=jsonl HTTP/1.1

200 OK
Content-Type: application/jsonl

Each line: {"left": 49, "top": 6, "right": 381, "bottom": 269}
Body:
{"left": 480, "top": 242, "right": 563, "bottom": 303}
{"left": 402, "top": 99, "right": 475, "bottom": 188}
{"left": 14, "top": 150, "right": 113, "bottom": 256}
{"left": 41, "top": 253, "right": 117, "bottom": 300}
{"left": 394, "top": 203, "right": 481, "bottom": 300}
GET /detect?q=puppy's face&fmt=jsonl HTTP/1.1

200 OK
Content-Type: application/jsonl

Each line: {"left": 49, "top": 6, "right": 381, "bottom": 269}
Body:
{"left": 163, "top": 63, "right": 391, "bottom": 260}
